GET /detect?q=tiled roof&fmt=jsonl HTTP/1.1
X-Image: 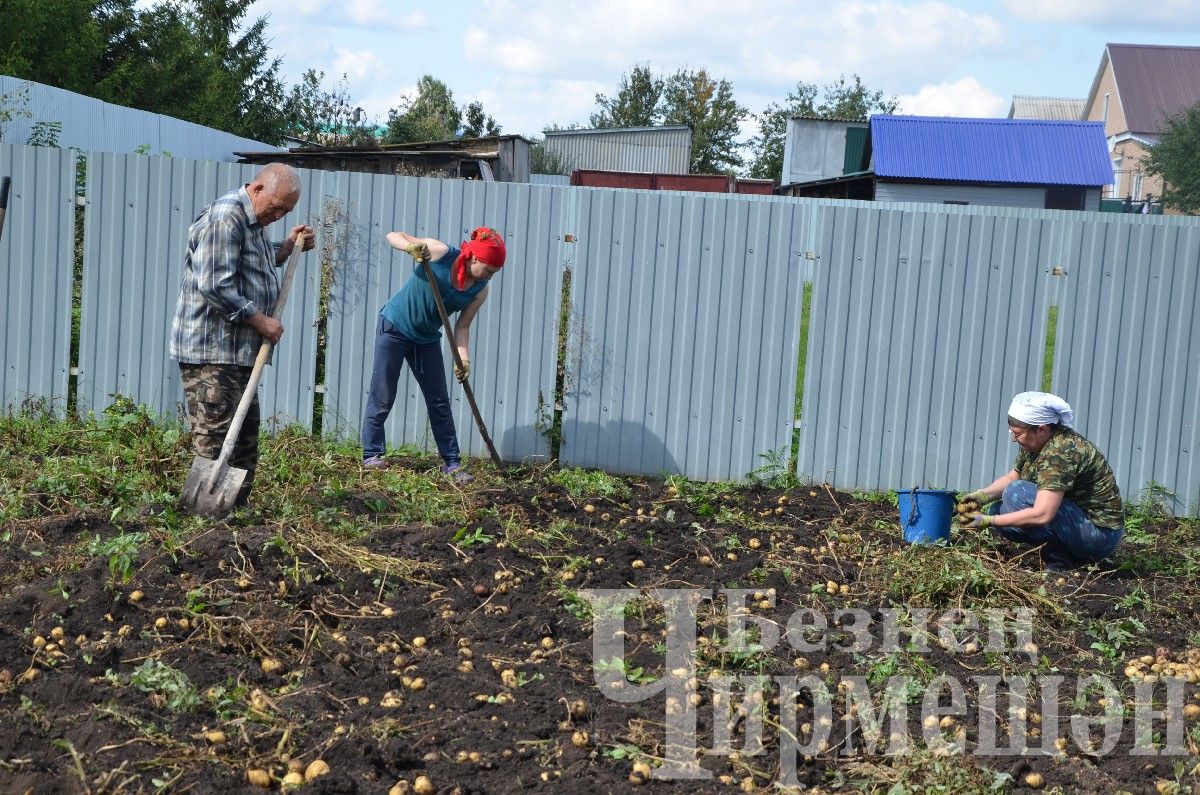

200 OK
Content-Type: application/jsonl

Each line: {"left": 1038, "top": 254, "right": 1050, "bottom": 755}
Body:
{"left": 870, "top": 115, "right": 1113, "bottom": 186}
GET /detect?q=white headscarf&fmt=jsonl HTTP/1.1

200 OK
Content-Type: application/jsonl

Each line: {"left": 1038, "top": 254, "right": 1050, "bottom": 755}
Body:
{"left": 1008, "top": 391, "right": 1074, "bottom": 428}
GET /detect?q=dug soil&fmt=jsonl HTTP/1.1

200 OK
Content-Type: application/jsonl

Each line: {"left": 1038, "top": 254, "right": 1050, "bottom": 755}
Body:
{"left": 1, "top": 463, "right": 1198, "bottom": 794}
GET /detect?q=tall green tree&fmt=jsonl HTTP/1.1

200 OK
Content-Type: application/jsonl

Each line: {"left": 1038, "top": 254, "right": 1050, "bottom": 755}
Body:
{"left": 284, "top": 69, "right": 378, "bottom": 146}
{"left": 661, "top": 68, "right": 747, "bottom": 174}
{"left": 0, "top": 0, "right": 114, "bottom": 92}
{"left": 1144, "top": 102, "right": 1200, "bottom": 214}
{"left": 461, "top": 100, "right": 501, "bottom": 138}
{"left": 181, "top": 0, "right": 288, "bottom": 142}
{"left": 383, "top": 75, "right": 461, "bottom": 144}
{"left": 747, "top": 74, "right": 898, "bottom": 182}
{"left": 0, "top": 0, "right": 291, "bottom": 143}
{"left": 590, "top": 64, "right": 663, "bottom": 128}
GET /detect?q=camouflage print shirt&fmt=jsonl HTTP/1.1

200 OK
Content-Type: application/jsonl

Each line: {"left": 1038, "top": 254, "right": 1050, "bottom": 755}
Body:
{"left": 1013, "top": 426, "right": 1124, "bottom": 529}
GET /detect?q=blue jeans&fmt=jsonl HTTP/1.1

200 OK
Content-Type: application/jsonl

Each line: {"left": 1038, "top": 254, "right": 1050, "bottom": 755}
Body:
{"left": 361, "top": 317, "right": 459, "bottom": 465}
{"left": 990, "top": 480, "right": 1123, "bottom": 564}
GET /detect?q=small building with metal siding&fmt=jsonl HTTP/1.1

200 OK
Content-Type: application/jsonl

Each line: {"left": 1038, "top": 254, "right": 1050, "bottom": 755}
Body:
{"left": 783, "top": 115, "right": 1112, "bottom": 211}
{"left": 235, "top": 135, "right": 532, "bottom": 183}
{"left": 781, "top": 116, "right": 869, "bottom": 186}
{"left": 544, "top": 125, "right": 692, "bottom": 174}
{"left": 874, "top": 182, "right": 1102, "bottom": 211}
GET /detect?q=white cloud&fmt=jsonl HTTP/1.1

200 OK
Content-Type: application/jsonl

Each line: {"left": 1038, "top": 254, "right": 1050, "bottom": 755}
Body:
{"left": 462, "top": 0, "right": 1005, "bottom": 91}
{"left": 330, "top": 49, "right": 386, "bottom": 81}
{"left": 897, "top": 77, "right": 1008, "bottom": 117}
{"left": 253, "top": 0, "right": 428, "bottom": 30}
{"left": 475, "top": 77, "right": 610, "bottom": 134}
{"left": 464, "top": 29, "right": 552, "bottom": 74}
{"left": 446, "top": 0, "right": 1015, "bottom": 136}
{"left": 1002, "top": 0, "right": 1200, "bottom": 29}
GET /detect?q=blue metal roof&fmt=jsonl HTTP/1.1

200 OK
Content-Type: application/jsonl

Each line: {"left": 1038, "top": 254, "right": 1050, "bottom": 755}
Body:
{"left": 870, "top": 115, "right": 1113, "bottom": 186}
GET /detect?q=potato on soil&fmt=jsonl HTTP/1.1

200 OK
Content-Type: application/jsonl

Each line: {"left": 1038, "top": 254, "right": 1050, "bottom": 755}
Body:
{"left": 305, "top": 759, "right": 331, "bottom": 781}
{"left": 246, "top": 769, "right": 272, "bottom": 788}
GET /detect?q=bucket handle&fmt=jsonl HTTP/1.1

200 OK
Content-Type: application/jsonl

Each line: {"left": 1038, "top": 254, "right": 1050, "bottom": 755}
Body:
{"left": 905, "top": 487, "right": 920, "bottom": 527}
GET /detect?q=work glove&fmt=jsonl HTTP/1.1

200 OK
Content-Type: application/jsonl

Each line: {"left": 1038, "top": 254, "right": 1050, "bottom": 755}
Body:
{"left": 404, "top": 242, "right": 430, "bottom": 262}
{"left": 956, "top": 490, "right": 991, "bottom": 514}
{"left": 454, "top": 359, "right": 470, "bottom": 383}
{"left": 958, "top": 512, "right": 994, "bottom": 530}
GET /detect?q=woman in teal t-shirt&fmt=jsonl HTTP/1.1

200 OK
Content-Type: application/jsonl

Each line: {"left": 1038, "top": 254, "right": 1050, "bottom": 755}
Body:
{"left": 361, "top": 227, "right": 506, "bottom": 482}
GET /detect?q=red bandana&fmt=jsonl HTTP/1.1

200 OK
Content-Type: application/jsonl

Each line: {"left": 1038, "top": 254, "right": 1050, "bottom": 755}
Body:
{"left": 453, "top": 227, "right": 506, "bottom": 290}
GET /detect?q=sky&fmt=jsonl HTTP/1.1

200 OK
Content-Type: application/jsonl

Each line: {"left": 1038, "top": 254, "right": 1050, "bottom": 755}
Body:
{"left": 249, "top": 0, "right": 1200, "bottom": 140}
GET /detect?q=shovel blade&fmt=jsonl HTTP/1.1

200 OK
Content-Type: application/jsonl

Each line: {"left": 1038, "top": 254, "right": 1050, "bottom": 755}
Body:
{"left": 181, "top": 456, "right": 248, "bottom": 519}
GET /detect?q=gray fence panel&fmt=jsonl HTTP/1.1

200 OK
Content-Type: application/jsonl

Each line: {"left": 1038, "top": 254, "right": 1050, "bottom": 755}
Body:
{"left": 0, "top": 144, "right": 75, "bottom": 412}
{"left": 1052, "top": 214, "right": 1200, "bottom": 511}
{"left": 561, "top": 189, "right": 805, "bottom": 479}
{"left": 798, "top": 202, "right": 1053, "bottom": 492}
{"left": 79, "top": 154, "right": 321, "bottom": 428}
{"left": 321, "top": 175, "right": 564, "bottom": 463}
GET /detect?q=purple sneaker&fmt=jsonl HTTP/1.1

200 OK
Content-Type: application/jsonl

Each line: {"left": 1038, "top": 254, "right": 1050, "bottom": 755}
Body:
{"left": 441, "top": 462, "right": 474, "bottom": 484}
{"left": 363, "top": 455, "right": 388, "bottom": 470}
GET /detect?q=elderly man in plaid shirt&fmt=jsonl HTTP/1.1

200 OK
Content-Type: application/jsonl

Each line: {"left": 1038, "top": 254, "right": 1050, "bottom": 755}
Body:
{"left": 169, "top": 163, "right": 315, "bottom": 509}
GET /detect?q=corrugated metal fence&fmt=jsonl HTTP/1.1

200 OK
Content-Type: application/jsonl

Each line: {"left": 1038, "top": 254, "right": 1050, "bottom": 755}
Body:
{"left": 3, "top": 143, "right": 1199, "bottom": 512}
{"left": 0, "top": 76, "right": 280, "bottom": 161}
{"left": 77, "top": 155, "right": 325, "bottom": 428}
{"left": 799, "top": 201, "right": 1200, "bottom": 512}
{"left": 0, "top": 144, "right": 75, "bottom": 411}
{"left": 562, "top": 189, "right": 803, "bottom": 478}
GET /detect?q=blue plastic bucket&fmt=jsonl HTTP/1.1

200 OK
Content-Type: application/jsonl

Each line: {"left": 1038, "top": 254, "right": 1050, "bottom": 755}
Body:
{"left": 897, "top": 489, "right": 955, "bottom": 544}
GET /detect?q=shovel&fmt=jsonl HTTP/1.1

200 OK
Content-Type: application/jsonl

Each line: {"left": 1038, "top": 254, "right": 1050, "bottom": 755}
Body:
{"left": 181, "top": 231, "right": 306, "bottom": 518}
{"left": 418, "top": 256, "right": 504, "bottom": 468}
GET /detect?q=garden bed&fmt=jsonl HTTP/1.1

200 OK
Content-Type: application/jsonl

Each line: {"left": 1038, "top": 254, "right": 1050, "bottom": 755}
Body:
{"left": 1, "top": 406, "right": 1198, "bottom": 793}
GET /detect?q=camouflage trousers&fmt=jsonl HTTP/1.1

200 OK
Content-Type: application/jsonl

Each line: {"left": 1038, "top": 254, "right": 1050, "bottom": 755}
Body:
{"left": 179, "top": 363, "right": 259, "bottom": 502}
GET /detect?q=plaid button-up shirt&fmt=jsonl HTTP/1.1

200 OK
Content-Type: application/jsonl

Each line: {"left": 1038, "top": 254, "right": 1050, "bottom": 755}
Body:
{"left": 169, "top": 187, "right": 283, "bottom": 366}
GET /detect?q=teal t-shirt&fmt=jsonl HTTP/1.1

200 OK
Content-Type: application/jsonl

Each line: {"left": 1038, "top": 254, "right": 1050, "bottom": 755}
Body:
{"left": 380, "top": 246, "right": 487, "bottom": 344}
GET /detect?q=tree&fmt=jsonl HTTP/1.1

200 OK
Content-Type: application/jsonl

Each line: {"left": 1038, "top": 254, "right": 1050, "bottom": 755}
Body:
{"left": 180, "top": 0, "right": 289, "bottom": 142}
{"left": 460, "top": 100, "right": 501, "bottom": 138}
{"left": 1144, "top": 102, "right": 1200, "bottom": 214}
{"left": 590, "top": 64, "right": 663, "bottom": 128}
{"left": 0, "top": 0, "right": 292, "bottom": 143}
{"left": 284, "top": 69, "right": 378, "bottom": 146}
{"left": 383, "top": 75, "right": 461, "bottom": 144}
{"left": 661, "top": 68, "right": 747, "bottom": 174}
{"left": 747, "top": 74, "right": 898, "bottom": 182}
{"left": 0, "top": 0, "right": 111, "bottom": 94}
{"left": 817, "top": 74, "right": 899, "bottom": 120}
